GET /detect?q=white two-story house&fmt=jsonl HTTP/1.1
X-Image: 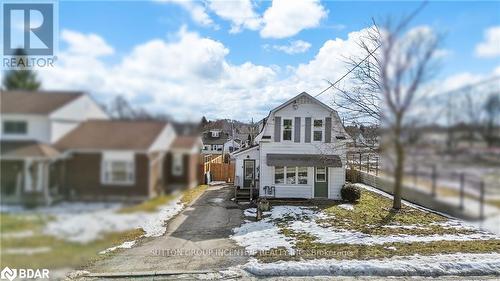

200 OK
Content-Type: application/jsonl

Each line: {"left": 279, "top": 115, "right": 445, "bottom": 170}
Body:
{"left": 0, "top": 90, "right": 109, "bottom": 204}
{"left": 232, "top": 92, "right": 350, "bottom": 199}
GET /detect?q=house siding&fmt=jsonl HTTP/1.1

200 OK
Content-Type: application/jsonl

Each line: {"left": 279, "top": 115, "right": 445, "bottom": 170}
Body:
{"left": 64, "top": 152, "right": 149, "bottom": 200}
{"left": 253, "top": 93, "right": 348, "bottom": 200}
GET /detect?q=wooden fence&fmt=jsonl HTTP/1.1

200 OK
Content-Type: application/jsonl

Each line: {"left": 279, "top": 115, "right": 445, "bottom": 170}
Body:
{"left": 209, "top": 162, "right": 235, "bottom": 183}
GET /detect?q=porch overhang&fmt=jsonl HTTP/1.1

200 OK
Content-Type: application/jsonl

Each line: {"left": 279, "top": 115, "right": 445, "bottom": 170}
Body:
{"left": 0, "top": 141, "right": 60, "bottom": 159}
{"left": 266, "top": 153, "right": 342, "bottom": 167}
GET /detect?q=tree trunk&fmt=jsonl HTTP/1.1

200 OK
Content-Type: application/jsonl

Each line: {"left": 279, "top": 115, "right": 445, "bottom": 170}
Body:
{"left": 393, "top": 115, "right": 405, "bottom": 210}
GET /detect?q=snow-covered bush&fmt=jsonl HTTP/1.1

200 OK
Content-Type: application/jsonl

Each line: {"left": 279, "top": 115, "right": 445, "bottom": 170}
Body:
{"left": 341, "top": 183, "right": 361, "bottom": 203}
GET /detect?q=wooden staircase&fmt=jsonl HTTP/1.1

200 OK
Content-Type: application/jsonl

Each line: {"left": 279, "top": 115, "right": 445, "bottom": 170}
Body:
{"left": 235, "top": 188, "right": 252, "bottom": 202}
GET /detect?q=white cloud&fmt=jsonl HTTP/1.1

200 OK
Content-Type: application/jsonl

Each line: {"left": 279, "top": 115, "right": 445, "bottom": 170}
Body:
{"left": 260, "top": 0, "right": 327, "bottom": 39}
{"left": 475, "top": 26, "right": 500, "bottom": 58}
{"left": 158, "top": 0, "right": 215, "bottom": 27}
{"left": 265, "top": 40, "right": 312, "bottom": 54}
{"left": 61, "top": 29, "right": 114, "bottom": 57}
{"left": 38, "top": 25, "right": 493, "bottom": 122}
{"left": 208, "top": 0, "right": 262, "bottom": 33}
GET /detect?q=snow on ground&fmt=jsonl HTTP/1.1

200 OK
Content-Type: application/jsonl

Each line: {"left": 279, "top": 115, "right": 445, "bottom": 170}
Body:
{"left": 243, "top": 253, "right": 500, "bottom": 276}
{"left": 337, "top": 203, "right": 354, "bottom": 211}
{"left": 42, "top": 197, "right": 184, "bottom": 243}
{"left": 232, "top": 193, "right": 498, "bottom": 255}
{"left": 290, "top": 218, "right": 497, "bottom": 245}
{"left": 2, "top": 230, "right": 35, "bottom": 239}
{"left": 1, "top": 198, "right": 184, "bottom": 244}
{"left": 4, "top": 247, "right": 51, "bottom": 255}
{"left": 232, "top": 206, "right": 315, "bottom": 254}
{"left": 99, "top": 240, "right": 136, "bottom": 254}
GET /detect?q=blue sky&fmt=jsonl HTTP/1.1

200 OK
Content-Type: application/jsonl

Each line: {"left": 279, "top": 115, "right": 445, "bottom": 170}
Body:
{"left": 31, "top": 1, "right": 500, "bottom": 121}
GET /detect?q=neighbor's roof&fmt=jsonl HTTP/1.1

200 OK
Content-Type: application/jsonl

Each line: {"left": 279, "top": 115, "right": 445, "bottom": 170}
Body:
{"left": 171, "top": 136, "right": 202, "bottom": 150}
{"left": 55, "top": 120, "right": 168, "bottom": 151}
{"left": 1, "top": 140, "right": 60, "bottom": 158}
{"left": 1, "top": 90, "right": 83, "bottom": 114}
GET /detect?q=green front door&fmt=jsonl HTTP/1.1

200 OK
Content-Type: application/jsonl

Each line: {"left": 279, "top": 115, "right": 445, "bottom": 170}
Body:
{"left": 314, "top": 167, "right": 328, "bottom": 198}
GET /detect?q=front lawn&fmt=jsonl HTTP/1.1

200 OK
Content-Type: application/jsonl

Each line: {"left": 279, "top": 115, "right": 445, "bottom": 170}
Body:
{"left": 232, "top": 184, "right": 500, "bottom": 263}
{"left": 0, "top": 185, "right": 207, "bottom": 271}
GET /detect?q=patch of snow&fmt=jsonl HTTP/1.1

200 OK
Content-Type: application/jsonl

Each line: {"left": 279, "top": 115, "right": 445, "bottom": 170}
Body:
{"left": 232, "top": 206, "right": 315, "bottom": 254}
{"left": 290, "top": 217, "right": 498, "bottom": 245}
{"left": 43, "top": 197, "right": 184, "bottom": 243}
{"left": 231, "top": 219, "right": 295, "bottom": 254}
{"left": 209, "top": 181, "right": 226, "bottom": 186}
{"left": 244, "top": 253, "right": 500, "bottom": 276}
{"left": 337, "top": 204, "right": 354, "bottom": 211}
{"left": 99, "top": 240, "right": 136, "bottom": 254}
{"left": 381, "top": 224, "right": 430, "bottom": 230}
{"left": 384, "top": 246, "right": 397, "bottom": 251}
{"left": 208, "top": 198, "right": 224, "bottom": 203}
{"left": 2, "top": 230, "right": 34, "bottom": 238}
{"left": 4, "top": 247, "right": 51, "bottom": 255}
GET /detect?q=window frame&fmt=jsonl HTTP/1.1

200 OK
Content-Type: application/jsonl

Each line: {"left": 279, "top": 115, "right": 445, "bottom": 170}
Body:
{"left": 172, "top": 153, "right": 184, "bottom": 176}
{"left": 315, "top": 167, "right": 327, "bottom": 182}
{"left": 101, "top": 159, "right": 135, "bottom": 186}
{"left": 274, "top": 166, "right": 308, "bottom": 185}
{"left": 282, "top": 118, "right": 293, "bottom": 141}
{"left": 3, "top": 120, "right": 27, "bottom": 135}
{"left": 312, "top": 119, "right": 324, "bottom": 142}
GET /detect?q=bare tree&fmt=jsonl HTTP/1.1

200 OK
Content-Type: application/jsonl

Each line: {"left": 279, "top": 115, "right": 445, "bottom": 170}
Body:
{"left": 334, "top": 8, "right": 440, "bottom": 210}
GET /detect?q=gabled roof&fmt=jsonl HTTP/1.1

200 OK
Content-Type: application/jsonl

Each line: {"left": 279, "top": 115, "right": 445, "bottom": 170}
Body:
{"left": 1, "top": 140, "right": 60, "bottom": 158}
{"left": 270, "top": 91, "right": 335, "bottom": 115}
{"left": 55, "top": 120, "right": 169, "bottom": 151}
{"left": 171, "top": 136, "right": 202, "bottom": 150}
{"left": 1, "top": 91, "right": 83, "bottom": 114}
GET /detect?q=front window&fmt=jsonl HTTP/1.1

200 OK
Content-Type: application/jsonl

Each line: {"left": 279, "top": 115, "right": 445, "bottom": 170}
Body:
{"left": 283, "top": 119, "right": 292, "bottom": 141}
{"left": 274, "top": 166, "right": 284, "bottom": 184}
{"left": 275, "top": 166, "right": 308, "bottom": 185}
{"left": 102, "top": 160, "right": 135, "bottom": 185}
{"left": 298, "top": 167, "right": 308, "bottom": 184}
{"left": 3, "top": 121, "right": 27, "bottom": 134}
{"left": 172, "top": 153, "right": 183, "bottom": 176}
{"left": 286, "top": 166, "right": 297, "bottom": 184}
{"left": 313, "top": 119, "right": 323, "bottom": 141}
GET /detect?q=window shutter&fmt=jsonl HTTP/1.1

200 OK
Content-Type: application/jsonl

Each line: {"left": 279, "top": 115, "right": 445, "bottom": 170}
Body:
{"left": 305, "top": 117, "right": 311, "bottom": 143}
{"left": 294, "top": 117, "right": 301, "bottom": 143}
{"left": 274, "top": 116, "right": 281, "bottom": 142}
{"left": 325, "top": 117, "right": 332, "bottom": 143}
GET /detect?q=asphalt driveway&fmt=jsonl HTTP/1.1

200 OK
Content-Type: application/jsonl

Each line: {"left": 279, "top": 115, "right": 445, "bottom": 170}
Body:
{"left": 86, "top": 184, "right": 248, "bottom": 274}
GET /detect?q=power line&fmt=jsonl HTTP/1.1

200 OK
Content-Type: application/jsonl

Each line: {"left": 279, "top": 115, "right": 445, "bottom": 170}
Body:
{"left": 314, "top": 1, "right": 428, "bottom": 99}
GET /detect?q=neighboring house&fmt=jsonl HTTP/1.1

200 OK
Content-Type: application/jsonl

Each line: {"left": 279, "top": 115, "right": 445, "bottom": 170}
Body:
{"left": 232, "top": 92, "right": 350, "bottom": 199}
{"left": 1, "top": 91, "right": 202, "bottom": 205}
{"left": 164, "top": 136, "right": 203, "bottom": 191}
{"left": 201, "top": 129, "right": 230, "bottom": 154}
{"left": 54, "top": 120, "right": 177, "bottom": 201}
{"left": 200, "top": 119, "right": 256, "bottom": 154}
{"left": 0, "top": 91, "right": 108, "bottom": 204}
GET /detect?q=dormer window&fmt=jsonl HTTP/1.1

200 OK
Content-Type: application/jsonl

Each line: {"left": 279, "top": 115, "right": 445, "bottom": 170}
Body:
{"left": 313, "top": 119, "right": 323, "bottom": 141}
{"left": 282, "top": 119, "right": 293, "bottom": 141}
{"left": 211, "top": 130, "right": 220, "bottom": 137}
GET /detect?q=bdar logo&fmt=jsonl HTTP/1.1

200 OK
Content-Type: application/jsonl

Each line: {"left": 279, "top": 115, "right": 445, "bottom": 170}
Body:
{"left": 1, "top": 267, "right": 17, "bottom": 281}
